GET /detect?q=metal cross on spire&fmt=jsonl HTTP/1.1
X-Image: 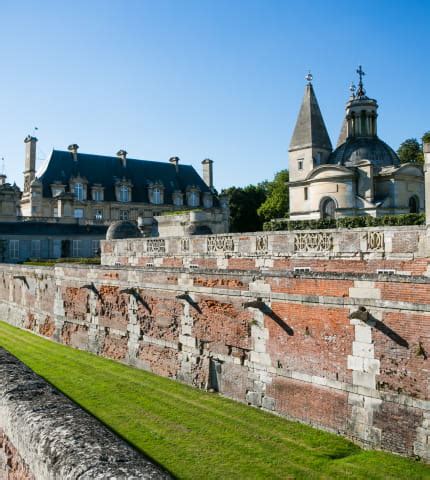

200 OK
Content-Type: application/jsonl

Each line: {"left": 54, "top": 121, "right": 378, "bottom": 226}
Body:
{"left": 356, "top": 65, "right": 366, "bottom": 97}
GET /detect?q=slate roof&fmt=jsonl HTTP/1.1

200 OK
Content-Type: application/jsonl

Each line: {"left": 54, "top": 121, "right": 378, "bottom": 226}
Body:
{"left": 328, "top": 137, "right": 400, "bottom": 168}
{"left": 0, "top": 222, "right": 107, "bottom": 236}
{"left": 289, "top": 83, "right": 332, "bottom": 152}
{"left": 36, "top": 150, "right": 211, "bottom": 203}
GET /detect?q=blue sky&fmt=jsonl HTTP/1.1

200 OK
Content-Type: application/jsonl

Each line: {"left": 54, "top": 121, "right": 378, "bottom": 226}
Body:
{"left": 0, "top": 0, "right": 428, "bottom": 190}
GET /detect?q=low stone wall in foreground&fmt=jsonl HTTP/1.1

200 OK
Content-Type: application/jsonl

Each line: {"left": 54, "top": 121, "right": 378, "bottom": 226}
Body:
{"left": 0, "top": 348, "right": 170, "bottom": 480}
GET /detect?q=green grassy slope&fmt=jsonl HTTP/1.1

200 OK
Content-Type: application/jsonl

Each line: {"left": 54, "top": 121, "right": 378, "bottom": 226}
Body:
{"left": 0, "top": 321, "right": 428, "bottom": 480}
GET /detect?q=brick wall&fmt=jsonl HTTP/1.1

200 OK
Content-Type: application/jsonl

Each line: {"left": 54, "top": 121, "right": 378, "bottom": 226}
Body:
{"left": 0, "top": 226, "right": 429, "bottom": 460}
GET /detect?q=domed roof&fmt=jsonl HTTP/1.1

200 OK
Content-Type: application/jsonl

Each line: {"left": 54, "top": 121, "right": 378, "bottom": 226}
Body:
{"left": 106, "top": 220, "right": 142, "bottom": 240}
{"left": 328, "top": 137, "right": 400, "bottom": 168}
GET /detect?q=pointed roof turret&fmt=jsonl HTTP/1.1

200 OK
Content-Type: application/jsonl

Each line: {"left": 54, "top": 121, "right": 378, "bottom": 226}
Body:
{"left": 289, "top": 75, "right": 332, "bottom": 152}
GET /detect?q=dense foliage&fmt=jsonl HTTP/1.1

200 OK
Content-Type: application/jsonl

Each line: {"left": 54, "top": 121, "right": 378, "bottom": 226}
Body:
{"left": 397, "top": 138, "right": 424, "bottom": 164}
{"left": 257, "top": 169, "right": 289, "bottom": 222}
{"left": 263, "top": 213, "right": 425, "bottom": 231}
{"left": 222, "top": 169, "right": 289, "bottom": 232}
{"left": 222, "top": 183, "right": 268, "bottom": 232}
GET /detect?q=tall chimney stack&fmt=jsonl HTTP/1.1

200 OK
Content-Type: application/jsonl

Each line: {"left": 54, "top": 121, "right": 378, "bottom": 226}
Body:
{"left": 24, "top": 135, "right": 38, "bottom": 192}
{"left": 117, "top": 149, "right": 128, "bottom": 168}
{"left": 68, "top": 144, "right": 79, "bottom": 162}
{"left": 424, "top": 140, "right": 430, "bottom": 225}
{"left": 202, "top": 158, "right": 214, "bottom": 190}
{"left": 169, "top": 156, "right": 180, "bottom": 173}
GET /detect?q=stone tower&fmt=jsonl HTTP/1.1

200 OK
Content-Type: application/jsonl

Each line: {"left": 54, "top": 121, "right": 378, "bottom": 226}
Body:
{"left": 288, "top": 74, "right": 332, "bottom": 184}
{"left": 23, "top": 135, "right": 37, "bottom": 193}
{"left": 288, "top": 74, "right": 333, "bottom": 218}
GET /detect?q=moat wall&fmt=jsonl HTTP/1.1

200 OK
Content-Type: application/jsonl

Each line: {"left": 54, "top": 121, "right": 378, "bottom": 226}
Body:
{"left": 0, "top": 226, "right": 429, "bottom": 461}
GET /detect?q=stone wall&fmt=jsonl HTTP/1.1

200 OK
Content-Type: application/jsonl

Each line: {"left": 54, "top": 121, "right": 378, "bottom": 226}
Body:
{"left": 0, "top": 348, "right": 170, "bottom": 479}
{"left": 101, "top": 226, "right": 430, "bottom": 276}
{"left": 0, "top": 226, "right": 429, "bottom": 461}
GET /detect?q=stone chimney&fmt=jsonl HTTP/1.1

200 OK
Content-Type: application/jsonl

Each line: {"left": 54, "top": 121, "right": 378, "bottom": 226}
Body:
{"left": 169, "top": 156, "right": 180, "bottom": 173}
{"left": 117, "top": 149, "right": 128, "bottom": 168}
{"left": 68, "top": 144, "right": 79, "bottom": 162}
{"left": 202, "top": 158, "right": 214, "bottom": 189}
{"left": 24, "top": 135, "right": 38, "bottom": 192}
{"left": 424, "top": 140, "right": 430, "bottom": 225}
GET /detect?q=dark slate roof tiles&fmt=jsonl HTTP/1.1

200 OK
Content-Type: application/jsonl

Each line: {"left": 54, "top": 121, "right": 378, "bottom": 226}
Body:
{"left": 36, "top": 150, "right": 211, "bottom": 203}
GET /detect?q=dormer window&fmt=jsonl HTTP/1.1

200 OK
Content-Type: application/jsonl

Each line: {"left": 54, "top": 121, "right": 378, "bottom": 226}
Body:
{"left": 153, "top": 188, "right": 162, "bottom": 204}
{"left": 115, "top": 178, "right": 133, "bottom": 203}
{"left": 203, "top": 192, "right": 213, "bottom": 208}
{"left": 172, "top": 191, "right": 183, "bottom": 207}
{"left": 119, "top": 185, "right": 130, "bottom": 202}
{"left": 92, "top": 187, "right": 104, "bottom": 202}
{"left": 74, "top": 183, "right": 84, "bottom": 200}
{"left": 149, "top": 182, "right": 164, "bottom": 205}
{"left": 187, "top": 190, "right": 200, "bottom": 207}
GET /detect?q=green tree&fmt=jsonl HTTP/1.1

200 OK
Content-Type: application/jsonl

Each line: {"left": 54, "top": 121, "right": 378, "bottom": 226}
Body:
{"left": 221, "top": 183, "right": 267, "bottom": 232}
{"left": 422, "top": 131, "right": 430, "bottom": 144}
{"left": 397, "top": 138, "right": 424, "bottom": 164}
{"left": 257, "top": 169, "right": 289, "bottom": 222}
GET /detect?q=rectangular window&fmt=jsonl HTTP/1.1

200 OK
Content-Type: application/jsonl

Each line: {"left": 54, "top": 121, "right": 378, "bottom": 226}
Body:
{"left": 72, "top": 240, "right": 81, "bottom": 257}
{"left": 94, "top": 209, "right": 103, "bottom": 220}
{"left": 31, "top": 239, "right": 41, "bottom": 258}
{"left": 119, "top": 186, "right": 129, "bottom": 203}
{"left": 74, "top": 183, "right": 84, "bottom": 201}
{"left": 92, "top": 240, "right": 100, "bottom": 256}
{"left": 119, "top": 210, "right": 129, "bottom": 220}
{"left": 53, "top": 207, "right": 59, "bottom": 217}
{"left": 304, "top": 187, "right": 308, "bottom": 201}
{"left": 298, "top": 159, "right": 304, "bottom": 170}
{"left": 93, "top": 190, "right": 103, "bottom": 201}
{"left": 9, "top": 240, "right": 19, "bottom": 260}
{"left": 74, "top": 208, "right": 84, "bottom": 219}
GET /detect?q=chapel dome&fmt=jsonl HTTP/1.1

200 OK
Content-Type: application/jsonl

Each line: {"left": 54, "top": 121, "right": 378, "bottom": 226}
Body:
{"left": 106, "top": 220, "right": 142, "bottom": 240}
{"left": 328, "top": 137, "right": 400, "bottom": 169}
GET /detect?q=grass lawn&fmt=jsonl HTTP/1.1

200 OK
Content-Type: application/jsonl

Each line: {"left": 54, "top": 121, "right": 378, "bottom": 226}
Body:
{"left": 0, "top": 321, "right": 429, "bottom": 480}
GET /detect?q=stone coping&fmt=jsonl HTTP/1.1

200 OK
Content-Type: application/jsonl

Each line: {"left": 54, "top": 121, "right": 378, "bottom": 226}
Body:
{"left": 0, "top": 348, "right": 171, "bottom": 479}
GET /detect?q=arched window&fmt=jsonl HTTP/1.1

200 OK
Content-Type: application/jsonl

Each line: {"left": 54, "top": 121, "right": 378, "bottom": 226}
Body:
{"left": 409, "top": 196, "right": 419, "bottom": 214}
{"left": 188, "top": 191, "right": 199, "bottom": 207}
{"left": 152, "top": 188, "right": 162, "bottom": 205}
{"left": 119, "top": 186, "right": 129, "bottom": 203}
{"left": 321, "top": 197, "right": 336, "bottom": 220}
{"left": 74, "top": 183, "right": 83, "bottom": 201}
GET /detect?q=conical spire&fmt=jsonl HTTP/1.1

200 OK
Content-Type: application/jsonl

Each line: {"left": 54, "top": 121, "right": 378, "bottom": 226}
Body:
{"left": 289, "top": 80, "right": 332, "bottom": 152}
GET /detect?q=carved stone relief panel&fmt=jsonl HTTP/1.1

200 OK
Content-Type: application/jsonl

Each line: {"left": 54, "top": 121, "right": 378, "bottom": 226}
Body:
{"left": 207, "top": 236, "right": 235, "bottom": 253}
{"left": 366, "top": 231, "right": 384, "bottom": 251}
{"left": 255, "top": 235, "right": 268, "bottom": 253}
{"left": 146, "top": 239, "right": 166, "bottom": 254}
{"left": 181, "top": 238, "right": 190, "bottom": 252}
{"left": 294, "top": 232, "right": 333, "bottom": 252}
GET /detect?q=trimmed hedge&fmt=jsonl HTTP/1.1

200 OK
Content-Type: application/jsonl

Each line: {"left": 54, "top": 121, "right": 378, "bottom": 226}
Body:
{"left": 263, "top": 213, "right": 425, "bottom": 231}
{"left": 23, "top": 257, "right": 101, "bottom": 266}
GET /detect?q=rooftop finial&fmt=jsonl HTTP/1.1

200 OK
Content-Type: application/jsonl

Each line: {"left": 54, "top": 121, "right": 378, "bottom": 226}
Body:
{"left": 305, "top": 70, "right": 313, "bottom": 84}
{"left": 356, "top": 65, "right": 366, "bottom": 97}
{"left": 349, "top": 82, "right": 356, "bottom": 98}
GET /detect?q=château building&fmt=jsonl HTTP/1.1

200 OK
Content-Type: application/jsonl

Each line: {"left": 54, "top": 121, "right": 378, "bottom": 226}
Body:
{"left": 20, "top": 140, "right": 226, "bottom": 234}
{"left": 288, "top": 68, "right": 424, "bottom": 220}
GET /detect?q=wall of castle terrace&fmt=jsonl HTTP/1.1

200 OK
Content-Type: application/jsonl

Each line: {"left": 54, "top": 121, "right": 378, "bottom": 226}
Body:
{"left": 0, "top": 259, "right": 429, "bottom": 460}
{"left": 101, "top": 226, "right": 430, "bottom": 276}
